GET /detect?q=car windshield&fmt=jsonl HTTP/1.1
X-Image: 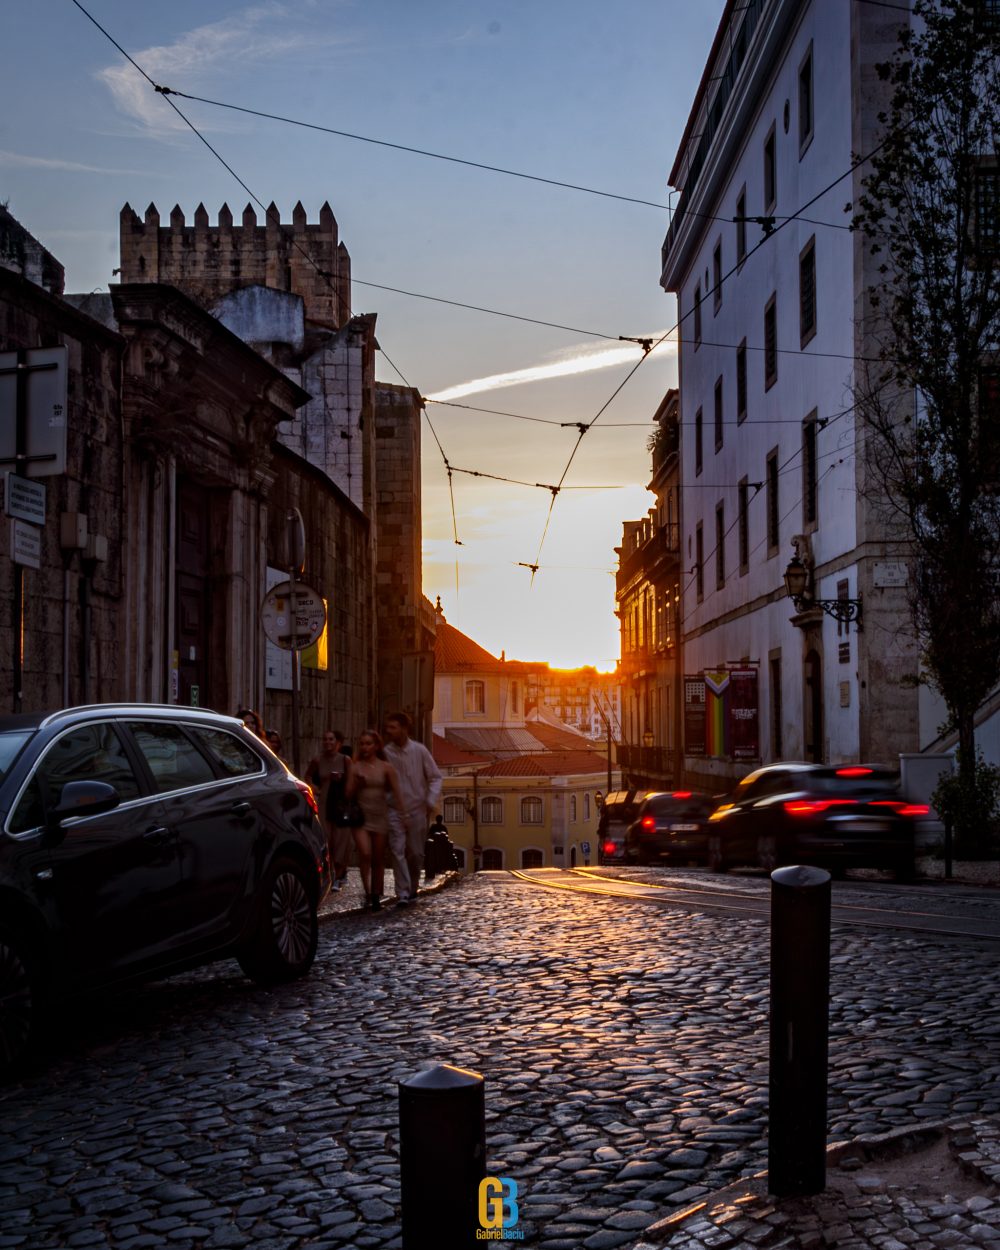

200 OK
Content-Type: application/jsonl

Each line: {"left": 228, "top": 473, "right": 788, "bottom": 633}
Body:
{"left": 646, "top": 794, "right": 712, "bottom": 818}
{"left": 0, "top": 731, "right": 32, "bottom": 782}
{"left": 803, "top": 770, "right": 900, "bottom": 797}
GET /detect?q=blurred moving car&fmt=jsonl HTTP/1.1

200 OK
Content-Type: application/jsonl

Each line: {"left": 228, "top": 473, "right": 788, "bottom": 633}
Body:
{"left": 624, "top": 790, "right": 720, "bottom": 864}
{"left": 597, "top": 790, "right": 646, "bottom": 864}
{"left": 706, "top": 762, "right": 928, "bottom": 878}
{"left": 0, "top": 704, "right": 331, "bottom": 1075}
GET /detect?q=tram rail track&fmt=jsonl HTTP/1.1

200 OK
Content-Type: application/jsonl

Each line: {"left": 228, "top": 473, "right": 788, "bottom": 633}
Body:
{"left": 507, "top": 866, "right": 1000, "bottom": 942}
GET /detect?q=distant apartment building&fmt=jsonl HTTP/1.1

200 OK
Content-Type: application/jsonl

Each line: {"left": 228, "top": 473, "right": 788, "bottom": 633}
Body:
{"left": 431, "top": 611, "right": 616, "bottom": 870}
{"left": 660, "top": 0, "right": 920, "bottom": 789}
{"left": 615, "top": 389, "right": 682, "bottom": 791}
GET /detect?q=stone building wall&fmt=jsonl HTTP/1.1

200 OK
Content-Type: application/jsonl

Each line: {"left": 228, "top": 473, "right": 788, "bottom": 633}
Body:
{"left": 0, "top": 264, "right": 125, "bottom": 712}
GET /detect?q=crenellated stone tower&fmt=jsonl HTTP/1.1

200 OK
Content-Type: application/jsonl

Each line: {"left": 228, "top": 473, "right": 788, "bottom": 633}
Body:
{"left": 119, "top": 200, "right": 352, "bottom": 331}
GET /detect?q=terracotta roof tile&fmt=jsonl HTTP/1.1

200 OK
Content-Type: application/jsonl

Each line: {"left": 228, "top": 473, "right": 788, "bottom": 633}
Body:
{"left": 434, "top": 619, "right": 501, "bottom": 671}
{"left": 432, "top": 734, "right": 490, "bottom": 767}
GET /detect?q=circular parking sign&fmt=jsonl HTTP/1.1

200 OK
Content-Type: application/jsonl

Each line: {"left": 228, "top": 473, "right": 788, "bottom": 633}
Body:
{"left": 260, "top": 580, "right": 326, "bottom": 651}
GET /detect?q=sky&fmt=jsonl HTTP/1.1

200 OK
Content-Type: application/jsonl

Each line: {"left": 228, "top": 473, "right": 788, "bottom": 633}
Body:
{"left": 2, "top": 0, "right": 726, "bottom": 670}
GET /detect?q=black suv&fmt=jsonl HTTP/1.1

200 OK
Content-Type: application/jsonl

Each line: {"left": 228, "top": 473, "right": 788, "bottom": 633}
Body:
{"left": 0, "top": 704, "right": 331, "bottom": 1074}
{"left": 625, "top": 791, "right": 719, "bottom": 864}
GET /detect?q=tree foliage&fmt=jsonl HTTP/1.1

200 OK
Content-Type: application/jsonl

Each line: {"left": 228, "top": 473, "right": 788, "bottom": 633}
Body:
{"left": 852, "top": 0, "right": 1000, "bottom": 841}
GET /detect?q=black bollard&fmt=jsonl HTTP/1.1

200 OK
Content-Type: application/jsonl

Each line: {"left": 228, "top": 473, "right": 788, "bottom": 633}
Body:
{"left": 399, "top": 1063, "right": 485, "bottom": 1250}
{"left": 768, "top": 864, "right": 831, "bottom": 1197}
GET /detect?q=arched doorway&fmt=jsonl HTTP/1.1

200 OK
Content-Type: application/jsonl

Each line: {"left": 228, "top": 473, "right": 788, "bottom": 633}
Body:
{"left": 570, "top": 845, "right": 577, "bottom": 867}
{"left": 482, "top": 848, "right": 504, "bottom": 870}
{"left": 520, "top": 848, "right": 544, "bottom": 868}
{"left": 804, "top": 649, "right": 823, "bottom": 763}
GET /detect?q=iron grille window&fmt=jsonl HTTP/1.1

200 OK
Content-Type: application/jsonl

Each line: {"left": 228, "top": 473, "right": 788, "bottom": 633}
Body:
{"left": 713, "top": 240, "right": 723, "bottom": 312}
{"left": 737, "top": 339, "right": 747, "bottom": 422}
{"left": 695, "top": 407, "right": 703, "bottom": 476}
{"left": 520, "top": 796, "right": 543, "bottom": 824}
{"left": 764, "top": 294, "right": 778, "bottom": 390}
{"left": 443, "top": 796, "right": 466, "bottom": 824}
{"left": 803, "top": 414, "right": 818, "bottom": 525}
{"left": 714, "top": 376, "right": 724, "bottom": 451}
{"left": 715, "top": 502, "right": 726, "bottom": 589}
{"left": 764, "top": 125, "right": 777, "bottom": 211}
{"left": 481, "top": 796, "right": 503, "bottom": 824}
{"left": 799, "top": 238, "right": 817, "bottom": 346}
{"left": 766, "top": 450, "right": 779, "bottom": 551}
{"left": 738, "top": 478, "right": 749, "bottom": 572}
{"left": 736, "top": 187, "right": 747, "bottom": 264}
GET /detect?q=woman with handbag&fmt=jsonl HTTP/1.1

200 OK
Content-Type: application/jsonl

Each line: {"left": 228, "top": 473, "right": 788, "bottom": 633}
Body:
{"left": 346, "top": 730, "right": 408, "bottom": 912}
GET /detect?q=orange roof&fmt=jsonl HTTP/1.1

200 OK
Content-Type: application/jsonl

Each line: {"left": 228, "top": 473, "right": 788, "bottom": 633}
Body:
{"left": 434, "top": 618, "right": 501, "bottom": 672}
{"left": 432, "top": 734, "right": 490, "bottom": 767}
{"left": 476, "top": 750, "right": 608, "bottom": 778}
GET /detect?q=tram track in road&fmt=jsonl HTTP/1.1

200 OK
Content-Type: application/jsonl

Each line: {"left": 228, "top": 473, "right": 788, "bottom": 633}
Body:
{"left": 507, "top": 867, "right": 1000, "bottom": 942}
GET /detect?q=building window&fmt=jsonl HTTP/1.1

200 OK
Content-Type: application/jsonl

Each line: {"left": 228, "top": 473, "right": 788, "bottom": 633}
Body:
{"left": 713, "top": 239, "right": 723, "bottom": 313}
{"left": 695, "top": 407, "right": 703, "bottom": 476}
{"left": 738, "top": 477, "right": 749, "bottom": 574}
{"left": 520, "top": 795, "right": 543, "bottom": 824}
{"left": 570, "top": 794, "right": 577, "bottom": 822}
{"left": 764, "top": 124, "right": 777, "bottom": 212}
{"left": 803, "top": 412, "right": 818, "bottom": 527}
{"left": 764, "top": 294, "right": 778, "bottom": 390}
{"left": 714, "top": 376, "right": 724, "bottom": 451}
{"left": 465, "top": 680, "right": 485, "bottom": 715}
{"left": 696, "top": 523, "right": 704, "bottom": 600}
{"left": 799, "top": 237, "right": 817, "bottom": 347}
{"left": 584, "top": 792, "right": 591, "bottom": 820}
{"left": 736, "top": 186, "right": 747, "bottom": 265}
{"left": 770, "top": 653, "right": 783, "bottom": 760}
{"left": 520, "top": 848, "right": 544, "bottom": 868}
{"left": 766, "top": 449, "right": 779, "bottom": 553}
{"left": 510, "top": 680, "right": 519, "bottom": 714}
{"left": 481, "top": 796, "right": 503, "bottom": 824}
{"left": 798, "top": 44, "right": 814, "bottom": 154}
{"left": 693, "top": 281, "right": 702, "bottom": 346}
{"left": 736, "top": 339, "right": 747, "bottom": 423}
{"left": 443, "top": 795, "right": 466, "bottom": 824}
{"left": 715, "top": 501, "right": 726, "bottom": 590}
{"left": 975, "top": 163, "right": 999, "bottom": 255}
{"left": 482, "top": 848, "right": 504, "bottom": 869}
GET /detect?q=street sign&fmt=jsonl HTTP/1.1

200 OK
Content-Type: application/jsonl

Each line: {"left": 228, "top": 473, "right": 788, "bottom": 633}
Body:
{"left": 0, "top": 346, "right": 68, "bottom": 477}
{"left": 260, "top": 580, "right": 327, "bottom": 651}
{"left": 11, "top": 519, "right": 41, "bottom": 568}
{"left": 581, "top": 841, "right": 591, "bottom": 854}
{"left": 4, "top": 473, "right": 46, "bottom": 525}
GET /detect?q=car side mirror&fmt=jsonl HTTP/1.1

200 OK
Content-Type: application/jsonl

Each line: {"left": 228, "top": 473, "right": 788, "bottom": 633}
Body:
{"left": 47, "top": 780, "right": 121, "bottom": 840}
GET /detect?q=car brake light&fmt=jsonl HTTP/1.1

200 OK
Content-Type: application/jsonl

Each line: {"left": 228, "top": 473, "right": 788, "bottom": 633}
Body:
{"left": 784, "top": 799, "right": 853, "bottom": 816}
{"left": 869, "top": 800, "right": 931, "bottom": 817}
{"left": 836, "top": 767, "right": 873, "bottom": 777}
{"left": 296, "top": 780, "right": 319, "bottom": 817}
{"left": 671, "top": 790, "right": 692, "bottom": 799}
{"left": 641, "top": 816, "right": 656, "bottom": 830}
{"left": 602, "top": 841, "right": 616, "bottom": 855}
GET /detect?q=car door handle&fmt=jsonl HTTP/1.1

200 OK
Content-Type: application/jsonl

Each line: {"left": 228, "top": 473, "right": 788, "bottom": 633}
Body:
{"left": 230, "top": 802, "right": 252, "bottom": 817}
{"left": 142, "top": 825, "right": 171, "bottom": 844}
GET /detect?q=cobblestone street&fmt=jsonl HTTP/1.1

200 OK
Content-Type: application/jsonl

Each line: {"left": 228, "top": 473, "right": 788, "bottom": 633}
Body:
{"left": 3, "top": 870, "right": 1000, "bottom": 1248}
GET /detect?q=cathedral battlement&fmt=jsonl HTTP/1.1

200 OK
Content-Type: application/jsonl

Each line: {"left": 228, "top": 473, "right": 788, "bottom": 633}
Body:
{"left": 119, "top": 200, "right": 351, "bottom": 331}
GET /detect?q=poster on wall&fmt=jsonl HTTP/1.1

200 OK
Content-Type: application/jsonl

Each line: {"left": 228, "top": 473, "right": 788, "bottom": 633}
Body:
{"left": 727, "top": 666, "right": 760, "bottom": 760}
{"left": 684, "top": 676, "right": 706, "bottom": 756}
{"left": 704, "top": 670, "right": 730, "bottom": 757}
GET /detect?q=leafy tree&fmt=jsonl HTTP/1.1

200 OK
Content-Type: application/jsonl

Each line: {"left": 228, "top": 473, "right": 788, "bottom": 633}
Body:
{"left": 852, "top": 0, "right": 1000, "bottom": 850}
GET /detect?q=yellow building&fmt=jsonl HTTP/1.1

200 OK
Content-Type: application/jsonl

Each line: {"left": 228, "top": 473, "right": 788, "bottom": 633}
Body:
{"left": 431, "top": 611, "right": 618, "bottom": 870}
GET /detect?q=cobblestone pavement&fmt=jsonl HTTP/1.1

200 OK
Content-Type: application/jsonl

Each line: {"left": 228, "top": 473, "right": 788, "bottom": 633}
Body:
{"left": 2, "top": 870, "right": 1000, "bottom": 1248}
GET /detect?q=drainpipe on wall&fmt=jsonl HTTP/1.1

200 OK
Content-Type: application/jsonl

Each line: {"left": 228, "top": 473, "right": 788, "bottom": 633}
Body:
{"left": 62, "top": 566, "right": 71, "bottom": 707}
{"left": 165, "top": 456, "right": 177, "bottom": 703}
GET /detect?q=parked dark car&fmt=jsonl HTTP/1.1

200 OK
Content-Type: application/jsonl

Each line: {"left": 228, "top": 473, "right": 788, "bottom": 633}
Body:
{"left": 624, "top": 791, "right": 720, "bottom": 864}
{"left": 706, "top": 762, "right": 928, "bottom": 878}
{"left": 597, "top": 790, "right": 646, "bottom": 864}
{"left": 0, "top": 704, "right": 331, "bottom": 1075}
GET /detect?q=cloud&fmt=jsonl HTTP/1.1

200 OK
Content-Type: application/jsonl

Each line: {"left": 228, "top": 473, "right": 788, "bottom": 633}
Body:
{"left": 426, "top": 333, "right": 676, "bottom": 403}
{"left": 96, "top": 3, "right": 355, "bottom": 135}
{"left": 0, "top": 150, "right": 160, "bottom": 177}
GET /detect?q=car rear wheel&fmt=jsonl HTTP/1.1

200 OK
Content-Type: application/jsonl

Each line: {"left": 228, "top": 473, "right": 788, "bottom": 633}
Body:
{"left": 757, "top": 833, "right": 779, "bottom": 873}
{"left": 238, "top": 857, "right": 318, "bottom": 985}
{"left": 707, "top": 835, "right": 726, "bottom": 873}
{"left": 0, "top": 928, "right": 40, "bottom": 1077}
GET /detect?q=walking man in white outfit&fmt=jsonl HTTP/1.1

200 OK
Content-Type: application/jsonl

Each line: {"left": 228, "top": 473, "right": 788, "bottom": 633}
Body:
{"left": 384, "top": 711, "right": 443, "bottom": 903}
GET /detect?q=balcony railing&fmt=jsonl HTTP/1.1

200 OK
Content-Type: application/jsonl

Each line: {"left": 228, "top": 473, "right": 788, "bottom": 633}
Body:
{"left": 616, "top": 525, "right": 680, "bottom": 593}
{"left": 617, "top": 743, "right": 675, "bottom": 784}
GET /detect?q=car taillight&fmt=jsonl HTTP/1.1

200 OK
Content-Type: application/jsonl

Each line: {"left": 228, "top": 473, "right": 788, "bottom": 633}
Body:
{"left": 641, "top": 816, "right": 656, "bottom": 830}
{"left": 295, "top": 780, "right": 319, "bottom": 817}
{"left": 836, "top": 767, "right": 873, "bottom": 778}
{"left": 871, "top": 800, "right": 930, "bottom": 818}
{"left": 784, "top": 799, "right": 853, "bottom": 816}
{"left": 602, "top": 841, "right": 616, "bottom": 855}
{"left": 671, "top": 790, "right": 692, "bottom": 799}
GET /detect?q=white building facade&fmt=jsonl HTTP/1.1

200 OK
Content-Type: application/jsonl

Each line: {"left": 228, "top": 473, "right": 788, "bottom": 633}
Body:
{"left": 662, "top": 0, "right": 920, "bottom": 788}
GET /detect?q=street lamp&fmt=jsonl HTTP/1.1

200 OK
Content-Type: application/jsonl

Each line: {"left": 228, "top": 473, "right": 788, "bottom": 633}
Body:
{"left": 642, "top": 728, "right": 654, "bottom": 748}
{"left": 782, "top": 553, "right": 863, "bottom": 628}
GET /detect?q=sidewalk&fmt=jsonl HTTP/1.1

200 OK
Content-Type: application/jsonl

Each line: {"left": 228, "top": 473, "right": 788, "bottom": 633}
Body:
{"left": 630, "top": 1118, "right": 1000, "bottom": 1249}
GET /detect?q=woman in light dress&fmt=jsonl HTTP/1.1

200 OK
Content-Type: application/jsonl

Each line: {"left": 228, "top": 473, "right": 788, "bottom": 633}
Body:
{"left": 346, "top": 730, "right": 408, "bottom": 911}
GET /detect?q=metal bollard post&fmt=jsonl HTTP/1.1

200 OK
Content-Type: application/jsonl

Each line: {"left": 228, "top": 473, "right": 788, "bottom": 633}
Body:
{"left": 399, "top": 1063, "right": 485, "bottom": 1250}
{"left": 768, "top": 864, "right": 831, "bottom": 1197}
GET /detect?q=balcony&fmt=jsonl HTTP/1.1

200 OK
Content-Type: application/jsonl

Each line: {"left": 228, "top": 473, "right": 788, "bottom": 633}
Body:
{"left": 615, "top": 525, "right": 679, "bottom": 595}
{"left": 617, "top": 743, "right": 675, "bottom": 787}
